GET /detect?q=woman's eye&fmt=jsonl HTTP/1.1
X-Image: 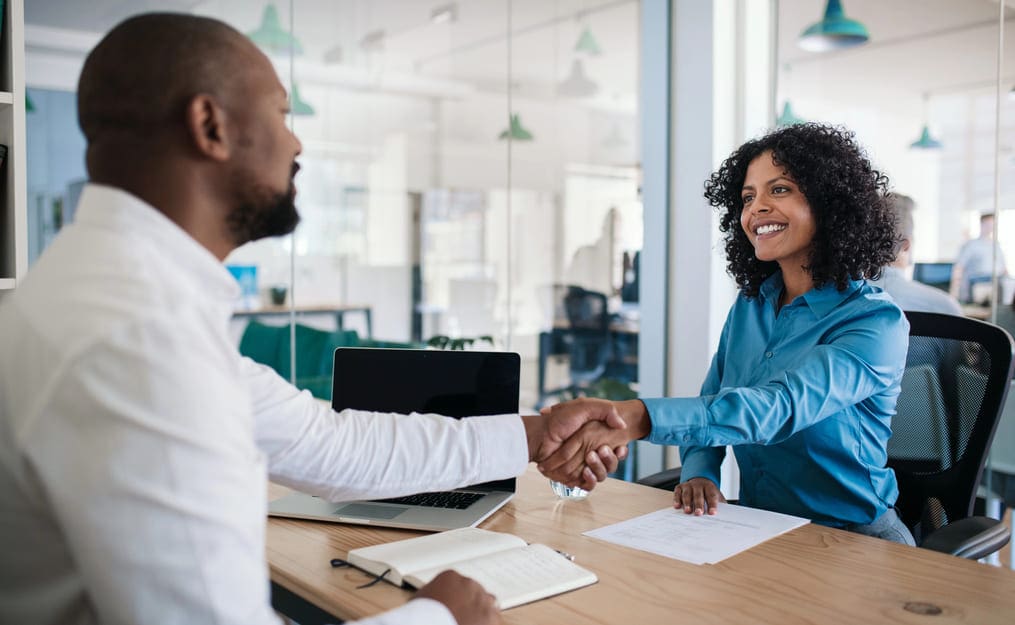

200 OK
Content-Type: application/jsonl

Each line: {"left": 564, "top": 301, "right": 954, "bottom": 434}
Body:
{"left": 741, "top": 194, "right": 754, "bottom": 204}
{"left": 772, "top": 185, "right": 789, "bottom": 194}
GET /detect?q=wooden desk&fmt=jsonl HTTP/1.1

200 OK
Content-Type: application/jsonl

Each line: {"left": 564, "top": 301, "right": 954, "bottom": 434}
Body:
{"left": 233, "top": 303, "right": 372, "bottom": 338}
{"left": 267, "top": 467, "right": 1015, "bottom": 624}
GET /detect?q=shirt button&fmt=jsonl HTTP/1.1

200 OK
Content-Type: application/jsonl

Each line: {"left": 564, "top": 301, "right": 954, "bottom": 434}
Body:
{"left": 683, "top": 435, "right": 691, "bottom": 442}
{"left": 765, "top": 351, "right": 773, "bottom": 358}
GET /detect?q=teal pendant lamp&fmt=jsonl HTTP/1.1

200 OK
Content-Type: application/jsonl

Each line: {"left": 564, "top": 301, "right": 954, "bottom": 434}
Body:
{"left": 498, "top": 114, "right": 534, "bottom": 141}
{"left": 910, "top": 95, "right": 941, "bottom": 149}
{"left": 909, "top": 125, "right": 942, "bottom": 150}
{"left": 776, "top": 101, "right": 805, "bottom": 127}
{"left": 289, "top": 84, "right": 314, "bottom": 116}
{"left": 574, "top": 26, "right": 602, "bottom": 56}
{"left": 799, "top": 0, "right": 869, "bottom": 52}
{"left": 248, "top": 4, "right": 303, "bottom": 55}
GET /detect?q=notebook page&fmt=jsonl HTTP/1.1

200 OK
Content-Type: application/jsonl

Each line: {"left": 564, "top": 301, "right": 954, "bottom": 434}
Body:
{"left": 347, "top": 527, "right": 525, "bottom": 585}
{"left": 405, "top": 544, "right": 598, "bottom": 609}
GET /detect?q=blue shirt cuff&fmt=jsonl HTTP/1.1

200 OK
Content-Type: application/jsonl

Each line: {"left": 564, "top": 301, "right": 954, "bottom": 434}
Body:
{"left": 642, "top": 397, "right": 711, "bottom": 446}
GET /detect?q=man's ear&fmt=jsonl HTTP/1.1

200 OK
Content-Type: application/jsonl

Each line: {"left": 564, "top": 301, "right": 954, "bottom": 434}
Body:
{"left": 185, "top": 94, "right": 230, "bottom": 162}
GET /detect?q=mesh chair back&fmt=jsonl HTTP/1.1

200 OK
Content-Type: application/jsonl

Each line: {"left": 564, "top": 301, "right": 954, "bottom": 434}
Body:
{"left": 888, "top": 312, "right": 1014, "bottom": 543}
{"left": 562, "top": 286, "right": 611, "bottom": 385}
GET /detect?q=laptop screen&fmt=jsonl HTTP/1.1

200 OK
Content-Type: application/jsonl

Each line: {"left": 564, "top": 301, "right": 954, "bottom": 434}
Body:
{"left": 332, "top": 348, "right": 520, "bottom": 491}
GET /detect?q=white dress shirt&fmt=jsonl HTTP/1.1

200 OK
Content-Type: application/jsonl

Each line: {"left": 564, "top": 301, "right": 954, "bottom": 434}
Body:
{"left": 0, "top": 184, "right": 528, "bottom": 625}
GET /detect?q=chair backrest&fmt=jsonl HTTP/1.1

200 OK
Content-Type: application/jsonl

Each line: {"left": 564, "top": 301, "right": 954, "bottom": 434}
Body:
{"left": 888, "top": 311, "right": 1015, "bottom": 543}
{"left": 238, "top": 321, "right": 361, "bottom": 399}
{"left": 561, "top": 286, "right": 612, "bottom": 384}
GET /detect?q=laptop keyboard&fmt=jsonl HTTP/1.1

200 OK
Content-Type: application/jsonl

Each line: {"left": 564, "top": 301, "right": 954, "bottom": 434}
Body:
{"left": 376, "top": 491, "right": 485, "bottom": 509}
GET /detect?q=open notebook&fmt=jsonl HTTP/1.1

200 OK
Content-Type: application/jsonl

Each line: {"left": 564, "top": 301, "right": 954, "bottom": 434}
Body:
{"left": 344, "top": 528, "right": 597, "bottom": 609}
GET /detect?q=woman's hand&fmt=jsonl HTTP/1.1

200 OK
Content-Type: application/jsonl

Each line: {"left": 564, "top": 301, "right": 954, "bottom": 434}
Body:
{"left": 674, "top": 477, "right": 725, "bottom": 515}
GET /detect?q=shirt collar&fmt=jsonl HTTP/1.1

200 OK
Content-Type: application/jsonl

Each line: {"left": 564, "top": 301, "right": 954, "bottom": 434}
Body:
{"left": 758, "top": 271, "right": 863, "bottom": 318}
{"left": 74, "top": 183, "right": 239, "bottom": 301}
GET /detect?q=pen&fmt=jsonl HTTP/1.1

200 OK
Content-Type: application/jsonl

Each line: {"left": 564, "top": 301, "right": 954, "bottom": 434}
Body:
{"left": 555, "top": 549, "right": 575, "bottom": 562}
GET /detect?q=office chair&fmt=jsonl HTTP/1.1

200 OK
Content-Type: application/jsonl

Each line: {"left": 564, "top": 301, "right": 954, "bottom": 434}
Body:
{"left": 562, "top": 286, "right": 613, "bottom": 390}
{"left": 890, "top": 311, "right": 1013, "bottom": 559}
{"left": 637, "top": 311, "right": 1014, "bottom": 559}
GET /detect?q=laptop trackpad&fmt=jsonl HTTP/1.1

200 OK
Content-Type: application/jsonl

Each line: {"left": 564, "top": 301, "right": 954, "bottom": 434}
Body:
{"left": 335, "top": 503, "right": 407, "bottom": 519}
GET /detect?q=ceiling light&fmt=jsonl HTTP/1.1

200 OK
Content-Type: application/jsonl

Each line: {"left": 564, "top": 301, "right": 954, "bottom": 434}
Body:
{"left": 430, "top": 3, "right": 458, "bottom": 25}
{"left": 247, "top": 4, "right": 303, "bottom": 55}
{"left": 775, "top": 101, "right": 805, "bottom": 127}
{"left": 290, "top": 84, "right": 315, "bottom": 116}
{"left": 798, "top": 0, "right": 869, "bottom": 52}
{"left": 909, "top": 125, "right": 942, "bottom": 150}
{"left": 557, "top": 59, "right": 598, "bottom": 98}
{"left": 498, "top": 114, "right": 534, "bottom": 141}
{"left": 909, "top": 94, "right": 941, "bottom": 149}
{"left": 574, "top": 26, "right": 602, "bottom": 56}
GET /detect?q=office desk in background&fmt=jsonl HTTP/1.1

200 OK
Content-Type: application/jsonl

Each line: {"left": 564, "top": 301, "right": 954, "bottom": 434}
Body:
{"left": 233, "top": 303, "right": 373, "bottom": 339}
{"left": 266, "top": 467, "right": 1015, "bottom": 625}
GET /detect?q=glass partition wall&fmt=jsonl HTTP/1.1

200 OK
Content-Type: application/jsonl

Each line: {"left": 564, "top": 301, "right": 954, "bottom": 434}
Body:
{"left": 25, "top": 1, "right": 643, "bottom": 423}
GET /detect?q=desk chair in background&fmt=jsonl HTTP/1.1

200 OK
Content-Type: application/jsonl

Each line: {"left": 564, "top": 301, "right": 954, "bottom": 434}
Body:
{"left": 562, "top": 286, "right": 613, "bottom": 391}
{"left": 239, "top": 321, "right": 422, "bottom": 400}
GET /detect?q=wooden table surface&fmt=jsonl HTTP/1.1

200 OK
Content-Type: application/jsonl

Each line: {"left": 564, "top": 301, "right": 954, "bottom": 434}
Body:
{"left": 267, "top": 467, "right": 1015, "bottom": 625}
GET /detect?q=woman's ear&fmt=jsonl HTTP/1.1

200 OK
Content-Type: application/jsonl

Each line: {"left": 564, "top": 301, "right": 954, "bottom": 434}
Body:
{"left": 184, "top": 94, "right": 230, "bottom": 161}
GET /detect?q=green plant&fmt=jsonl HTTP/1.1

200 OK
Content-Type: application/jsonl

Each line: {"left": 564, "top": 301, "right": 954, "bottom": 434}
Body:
{"left": 426, "top": 335, "right": 495, "bottom": 350}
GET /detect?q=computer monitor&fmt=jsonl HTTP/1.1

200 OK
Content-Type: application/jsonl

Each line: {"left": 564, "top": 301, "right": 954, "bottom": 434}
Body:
{"left": 912, "top": 262, "right": 953, "bottom": 292}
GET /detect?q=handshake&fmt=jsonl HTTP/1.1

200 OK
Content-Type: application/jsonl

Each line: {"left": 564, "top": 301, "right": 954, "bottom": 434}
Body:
{"left": 523, "top": 398, "right": 652, "bottom": 490}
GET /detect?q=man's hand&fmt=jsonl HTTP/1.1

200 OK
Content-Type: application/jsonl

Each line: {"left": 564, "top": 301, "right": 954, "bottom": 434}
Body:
{"left": 535, "top": 398, "right": 652, "bottom": 487}
{"left": 415, "top": 570, "right": 500, "bottom": 625}
{"left": 674, "top": 477, "right": 725, "bottom": 516}
{"left": 520, "top": 397, "right": 630, "bottom": 491}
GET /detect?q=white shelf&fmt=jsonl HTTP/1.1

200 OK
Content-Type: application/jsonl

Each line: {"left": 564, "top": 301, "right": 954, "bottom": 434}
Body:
{"left": 0, "top": 91, "right": 12, "bottom": 105}
{"left": 0, "top": 278, "right": 16, "bottom": 290}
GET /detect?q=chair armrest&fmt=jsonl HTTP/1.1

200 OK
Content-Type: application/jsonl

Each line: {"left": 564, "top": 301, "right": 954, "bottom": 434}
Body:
{"left": 635, "top": 467, "right": 682, "bottom": 491}
{"left": 920, "top": 516, "right": 1010, "bottom": 560}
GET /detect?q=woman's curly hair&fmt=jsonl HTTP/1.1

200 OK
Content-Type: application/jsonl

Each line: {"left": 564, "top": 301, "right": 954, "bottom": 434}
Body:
{"left": 703, "top": 123, "right": 897, "bottom": 298}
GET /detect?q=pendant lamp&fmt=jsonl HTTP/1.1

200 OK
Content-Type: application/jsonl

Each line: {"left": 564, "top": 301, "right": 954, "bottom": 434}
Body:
{"left": 248, "top": 4, "right": 303, "bottom": 55}
{"left": 909, "top": 95, "right": 941, "bottom": 150}
{"left": 290, "top": 84, "right": 315, "bottom": 116}
{"left": 557, "top": 59, "right": 599, "bottom": 98}
{"left": 574, "top": 26, "right": 602, "bottom": 56}
{"left": 776, "top": 101, "right": 805, "bottom": 127}
{"left": 799, "top": 0, "right": 869, "bottom": 52}
{"left": 498, "top": 114, "right": 534, "bottom": 141}
{"left": 909, "top": 125, "right": 942, "bottom": 150}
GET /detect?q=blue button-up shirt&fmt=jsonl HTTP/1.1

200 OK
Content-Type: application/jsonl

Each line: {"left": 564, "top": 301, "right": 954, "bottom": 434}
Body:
{"left": 643, "top": 273, "right": 909, "bottom": 526}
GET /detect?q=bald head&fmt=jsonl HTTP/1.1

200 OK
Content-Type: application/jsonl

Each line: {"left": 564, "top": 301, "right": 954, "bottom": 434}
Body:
{"left": 78, "top": 13, "right": 254, "bottom": 159}
{"left": 888, "top": 193, "right": 915, "bottom": 267}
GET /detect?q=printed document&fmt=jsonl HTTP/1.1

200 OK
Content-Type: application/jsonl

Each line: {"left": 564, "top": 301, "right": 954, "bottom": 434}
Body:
{"left": 583, "top": 503, "right": 809, "bottom": 565}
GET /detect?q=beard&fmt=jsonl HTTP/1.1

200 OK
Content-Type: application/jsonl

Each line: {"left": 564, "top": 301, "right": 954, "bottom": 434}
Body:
{"left": 226, "top": 162, "right": 301, "bottom": 245}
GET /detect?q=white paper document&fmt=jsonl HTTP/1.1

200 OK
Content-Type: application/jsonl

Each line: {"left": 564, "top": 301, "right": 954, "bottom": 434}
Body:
{"left": 583, "top": 503, "right": 809, "bottom": 565}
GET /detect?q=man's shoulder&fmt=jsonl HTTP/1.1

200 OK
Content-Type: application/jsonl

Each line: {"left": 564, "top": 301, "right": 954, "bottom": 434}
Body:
{"left": 885, "top": 279, "right": 962, "bottom": 316}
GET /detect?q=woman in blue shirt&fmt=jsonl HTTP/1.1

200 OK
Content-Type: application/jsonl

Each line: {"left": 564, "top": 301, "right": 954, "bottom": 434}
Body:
{"left": 540, "top": 123, "right": 914, "bottom": 544}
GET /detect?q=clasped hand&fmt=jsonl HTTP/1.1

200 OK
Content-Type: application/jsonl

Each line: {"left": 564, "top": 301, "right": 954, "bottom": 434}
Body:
{"left": 527, "top": 398, "right": 648, "bottom": 490}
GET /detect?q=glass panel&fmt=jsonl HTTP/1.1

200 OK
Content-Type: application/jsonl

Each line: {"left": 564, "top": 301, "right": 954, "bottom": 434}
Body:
{"left": 24, "top": 1, "right": 645, "bottom": 478}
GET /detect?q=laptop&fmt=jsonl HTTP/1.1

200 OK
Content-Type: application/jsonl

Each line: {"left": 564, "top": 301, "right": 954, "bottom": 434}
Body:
{"left": 268, "top": 347, "right": 520, "bottom": 531}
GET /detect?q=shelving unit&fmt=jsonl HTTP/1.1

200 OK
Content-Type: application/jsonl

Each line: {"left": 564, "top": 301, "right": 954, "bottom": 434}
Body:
{"left": 0, "top": 0, "right": 26, "bottom": 292}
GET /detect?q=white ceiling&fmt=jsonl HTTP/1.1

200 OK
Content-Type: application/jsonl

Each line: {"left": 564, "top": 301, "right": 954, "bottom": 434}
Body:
{"left": 22, "top": 0, "right": 1015, "bottom": 109}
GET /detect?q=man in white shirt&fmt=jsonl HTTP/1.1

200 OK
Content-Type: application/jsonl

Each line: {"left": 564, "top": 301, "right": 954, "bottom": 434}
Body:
{"left": 871, "top": 194, "right": 962, "bottom": 315}
{"left": 0, "top": 13, "right": 628, "bottom": 625}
